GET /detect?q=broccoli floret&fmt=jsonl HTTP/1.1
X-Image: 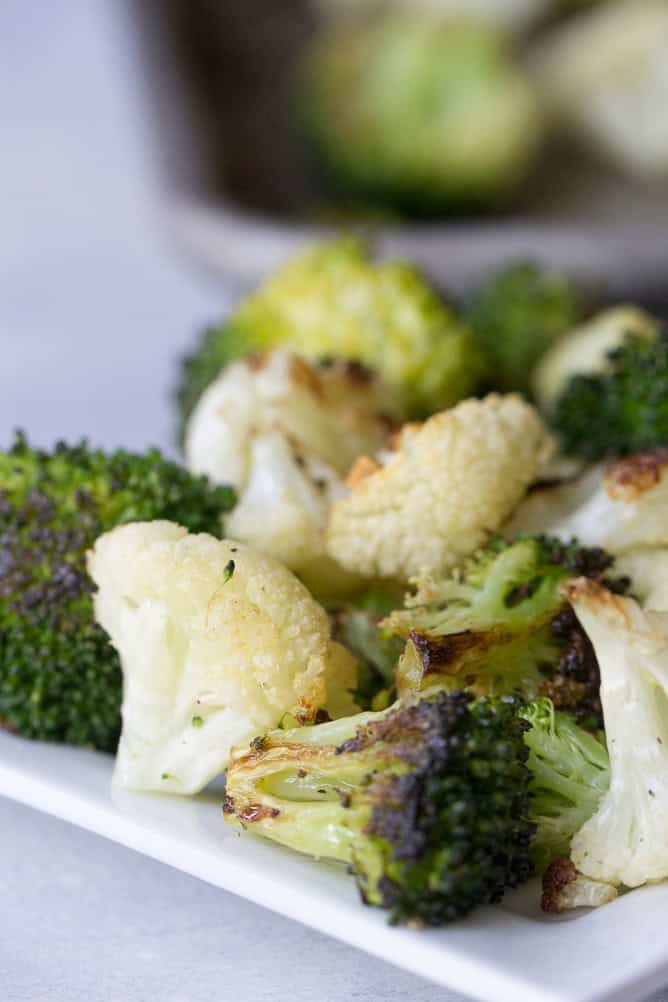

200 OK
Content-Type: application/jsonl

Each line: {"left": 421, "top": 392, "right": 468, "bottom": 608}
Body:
{"left": 224, "top": 689, "right": 534, "bottom": 925}
{"left": 0, "top": 433, "right": 235, "bottom": 751}
{"left": 329, "top": 590, "right": 405, "bottom": 709}
{"left": 552, "top": 331, "right": 668, "bottom": 459}
{"left": 384, "top": 536, "right": 625, "bottom": 728}
{"left": 465, "top": 262, "right": 582, "bottom": 395}
{"left": 533, "top": 305, "right": 659, "bottom": 415}
{"left": 177, "top": 239, "right": 485, "bottom": 439}
{"left": 520, "top": 699, "right": 609, "bottom": 872}
{"left": 297, "top": 12, "right": 542, "bottom": 215}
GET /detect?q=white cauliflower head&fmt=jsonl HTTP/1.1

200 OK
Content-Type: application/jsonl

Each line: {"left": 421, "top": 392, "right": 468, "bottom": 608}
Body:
{"left": 325, "top": 394, "right": 554, "bottom": 581}
{"left": 568, "top": 578, "right": 668, "bottom": 888}
{"left": 506, "top": 450, "right": 668, "bottom": 555}
{"left": 532, "top": 305, "right": 658, "bottom": 413}
{"left": 184, "top": 350, "right": 394, "bottom": 592}
{"left": 88, "top": 521, "right": 358, "bottom": 795}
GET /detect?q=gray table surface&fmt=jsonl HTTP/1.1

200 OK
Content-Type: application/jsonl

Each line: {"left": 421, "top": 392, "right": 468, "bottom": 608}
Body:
{"left": 0, "top": 3, "right": 666, "bottom": 1001}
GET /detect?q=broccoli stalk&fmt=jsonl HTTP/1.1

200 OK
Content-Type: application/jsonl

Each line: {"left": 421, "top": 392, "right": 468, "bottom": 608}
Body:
{"left": 0, "top": 433, "right": 235, "bottom": 751}
{"left": 224, "top": 690, "right": 534, "bottom": 925}
{"left": 552, "top": 331, "right": 668, "bottom": 459}
{"left": 521, "top": 699, "right": 609, "bottom": 871}
{"left": 383, "top": 536, "right": 625, "bottom": 728}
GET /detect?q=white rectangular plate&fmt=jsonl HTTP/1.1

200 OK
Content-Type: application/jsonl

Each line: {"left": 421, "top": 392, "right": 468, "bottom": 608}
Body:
{"left": 1, "top": 729, "right": 667, "bottom": 1002}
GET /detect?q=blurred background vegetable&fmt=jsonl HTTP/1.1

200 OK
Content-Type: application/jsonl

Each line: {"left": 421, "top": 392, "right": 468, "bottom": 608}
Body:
{"left": 298, "top": 11, "right": 543, "bottom": 214}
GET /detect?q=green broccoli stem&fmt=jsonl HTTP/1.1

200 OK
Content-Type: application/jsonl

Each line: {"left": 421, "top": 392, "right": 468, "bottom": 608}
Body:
{"left": 225, "top": 711, "right": 383, "bottom": 861}
{"left": 225, "top": 691, "right": 535, "bottom": 926}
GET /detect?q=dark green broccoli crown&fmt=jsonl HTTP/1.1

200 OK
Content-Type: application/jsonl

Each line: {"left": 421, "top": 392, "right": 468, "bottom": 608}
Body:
{"left": 225, "top": 690, "right": 534, "bottom": 925}
{"left": 346, "top": 691, "right": 534, "bottom": 925}
{"left": 386, "top": 536, "right": 622, "bottom": 728}
{"left": 553, "top": 332, "right": 668, "bottom": 459}
{"left": 466, "top": 262, "right": 582, "bottom": 395}
{"left": 520, "top": 699, "right": 609, "bottom": 872}
{"left": 0, "top": 433, "right": 235, "bottom": 750}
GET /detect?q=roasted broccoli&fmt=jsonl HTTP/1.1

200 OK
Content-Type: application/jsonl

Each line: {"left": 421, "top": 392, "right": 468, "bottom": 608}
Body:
{"left": 297, "top": 12, "right": 542, "bottom": 214}
{"left": 177, "top": 239, "right": 485, "bottom": 437}
{"left": 551, "top": 330, "right": 668, "bottom": 459}
{"left": 521, "top": 699, "right": 609, "bottom": 871}
{"left": 506, "top": 450, "right": 668, "bottom": 556}
{"left": 383, "top": 536, "right": 626, "bottom": 728}
{"left": 329, "top": 590, "right": 405, "bottom": 710}
{"left": 465, "top": 262, "right": 583, "bottom": 395}
{"left": 533, "top": 305, "right": 658, "bottom": 415}
{"left": 224, "top": 689, "right": 534, "bottom": 925}
{"left": 0, "top": 434, "right": 235, "bottom": 751}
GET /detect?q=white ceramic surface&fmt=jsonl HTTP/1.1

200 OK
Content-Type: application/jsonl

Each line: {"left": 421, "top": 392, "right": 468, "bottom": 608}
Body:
{"left": 2, "top": 730, "right": 668, "bottom": 1002}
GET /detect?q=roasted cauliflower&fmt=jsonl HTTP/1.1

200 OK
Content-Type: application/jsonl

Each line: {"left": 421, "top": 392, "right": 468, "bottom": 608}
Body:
{"left": 506, "top": 450, "right": 668, "bottom": 555}
{"left": 184, "top": 350, "right": 394, "bottom": 594}
{"left": 567, "top": 578, "right": 668, "bottom": 890}
{"left": 615, "top": 549, "right": 668, "bottom": 612}
{"left": 177, "top": 239, "right": 485, "bottom": 431}
{"left": 326, "top": 394, "right": 553, "bottom": 580}
{"left": 88, "top": 521, "right": 358, "bottom": 795}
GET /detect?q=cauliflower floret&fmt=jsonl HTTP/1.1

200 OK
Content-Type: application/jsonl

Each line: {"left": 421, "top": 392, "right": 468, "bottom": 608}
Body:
{"left": 326, "top": 394, "right": 554, "bottom": 581}
{"left": 88, "top": 521, "right": 358, "bottom": 795}
{"left": 567, "top": 578, "right": 668, "bottom": 888}
{"left": 541, "top": 858, "right": 617, "bottom": 914}
{"left": 506, "top": 450, "right": 668, "bottom": 554}
{"left": 184, "top": 350, "right": 393, "bottom": 594}
{"left": 532, "top": 305, "right": 658, "bottom": 413}
{"left": 615, "top": 549, "right": 668, "bottom": 612}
